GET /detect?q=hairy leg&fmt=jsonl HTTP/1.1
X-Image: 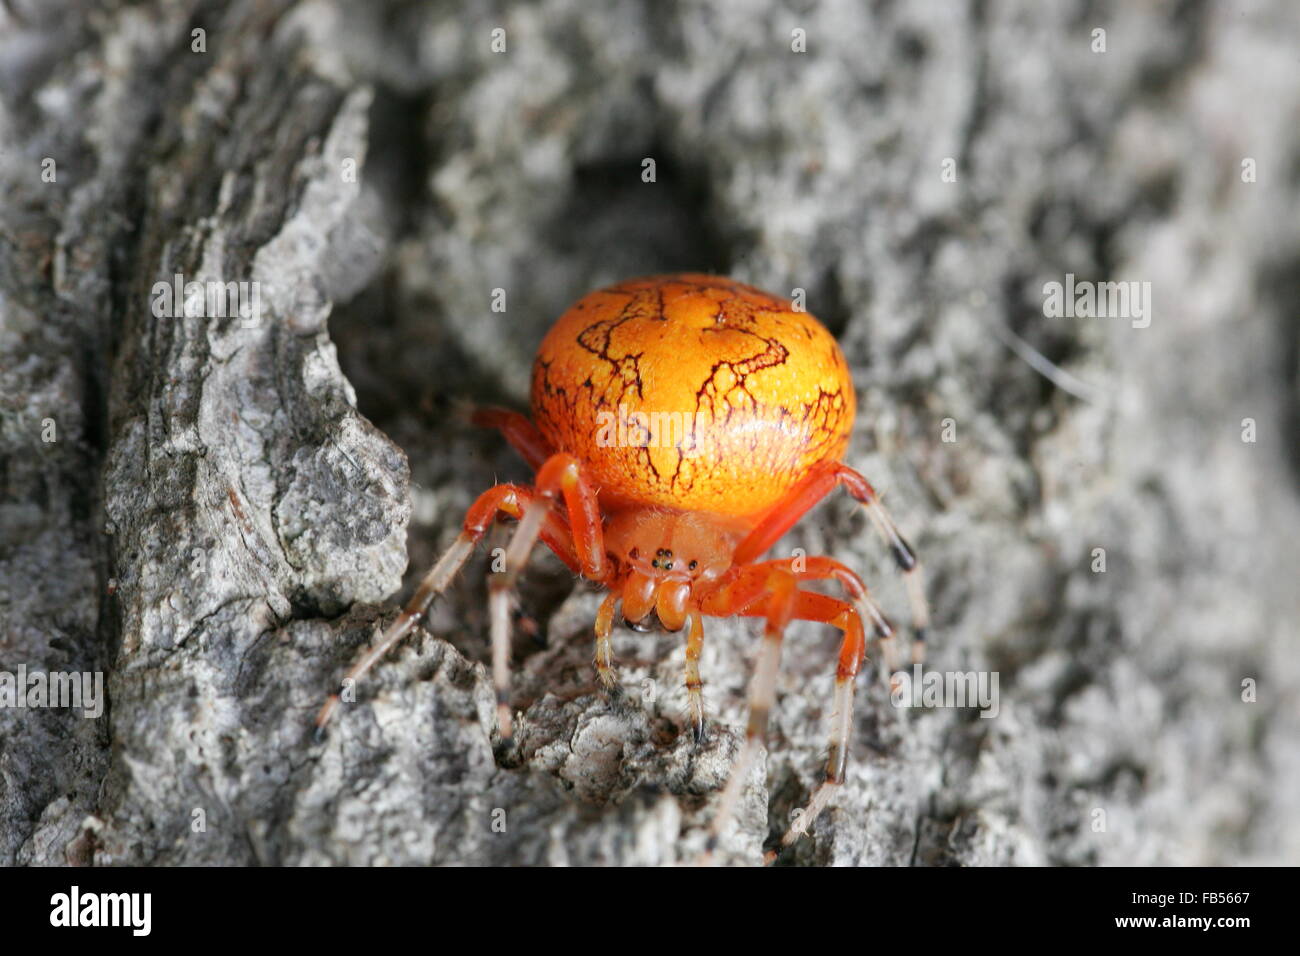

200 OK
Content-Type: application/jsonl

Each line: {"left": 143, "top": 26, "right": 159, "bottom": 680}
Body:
{"left": 684, "top": 609, "right": 706, "bottom": 742}
{"left": 315, "top": 483, "right": 578, "bottom": 731}
{"left": 488, "top": 453, "right": 608, "bottom": 738}
{"left": 471, "top": 407, "right": 553, "bottom": 472}
{"left": 705, "top": 567, "right": 798, "bottom": 857}
{"left": 594, "top": 591, "right": 619, "bottom": 690}
{"left": 762, "top": 591, "right": 866, "bottom": 854}
{"left": 700, "top": 574, "right": 873, "bottom": 855}
{"left": 728, "top": 555, "right": 900, "bottom": 678}
{"left": 733, "top": 461, "right": 930, "bottom": 663}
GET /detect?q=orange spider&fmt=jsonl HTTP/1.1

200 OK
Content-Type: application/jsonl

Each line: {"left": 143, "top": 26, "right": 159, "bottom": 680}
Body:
{"left": 317, "top": 274, "right": 930, "bottom": 851}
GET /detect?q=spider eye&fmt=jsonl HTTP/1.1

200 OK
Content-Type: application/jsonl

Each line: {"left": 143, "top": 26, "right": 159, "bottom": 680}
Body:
{"left": 689, "top": 560, "right": 698, "bottom": 571}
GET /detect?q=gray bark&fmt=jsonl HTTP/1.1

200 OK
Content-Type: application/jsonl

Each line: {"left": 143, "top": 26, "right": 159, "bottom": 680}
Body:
{"left": 1, "top": 0, "right": 1297, "bottom": 866}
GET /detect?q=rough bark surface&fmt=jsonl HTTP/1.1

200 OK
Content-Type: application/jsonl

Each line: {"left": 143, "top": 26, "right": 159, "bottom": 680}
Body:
{"left": 1, "top": 0, "right": 1297, "bottom": 866}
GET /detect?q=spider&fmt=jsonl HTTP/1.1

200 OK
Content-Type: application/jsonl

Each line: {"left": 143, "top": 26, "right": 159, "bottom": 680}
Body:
{"left": 316, "top": 274, "right": 930, "bottom": 854}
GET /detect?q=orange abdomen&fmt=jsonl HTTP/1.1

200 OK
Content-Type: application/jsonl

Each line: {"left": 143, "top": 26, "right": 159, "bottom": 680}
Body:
{"left": 531, "top": 275, "right": 855, "bottom": 519}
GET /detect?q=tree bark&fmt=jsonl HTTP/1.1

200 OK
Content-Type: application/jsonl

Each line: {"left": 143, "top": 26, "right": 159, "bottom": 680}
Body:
{"left": 1, "top": 0, "right": 1297, "bottom": 866}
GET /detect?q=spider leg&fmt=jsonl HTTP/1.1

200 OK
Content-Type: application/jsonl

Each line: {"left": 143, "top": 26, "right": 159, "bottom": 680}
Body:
{"left": 766, "top": 590, "right": 865, "bottom": 855}
{"left": 489, "top": 453, "right": 607, "bottom": 739}
{"left": 704, "top": 567, "right": 798, "bottom": 857}
{"left": 471, "top": 406, "right": 553, "bottom": 472}
{"left": 314, "top": 483, "right": 579, "bottom": 732}
{"left": 684, "top": 609, "right": 706, "bottom": 742}
{"left": 594, "top": 591, "right": 620, "bottom": 691}
{"left": 715, "top": 582, "right": 871, "bottom": 855}
{"left": 733, "top": 460, "right": 931, "bottom": 665}
{"left": 739, "top": 555, "right": 900, "bottom": 682}
{"left": 696, "top": 561, "right": 880, "bottom": 856}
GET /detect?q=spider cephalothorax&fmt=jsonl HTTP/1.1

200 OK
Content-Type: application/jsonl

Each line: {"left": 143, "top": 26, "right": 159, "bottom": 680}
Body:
{"left": 318, "top": 274, "right": 930, "bottom": 856}
{"left": 604, "top": 509, "right": 735, "bottom": 626}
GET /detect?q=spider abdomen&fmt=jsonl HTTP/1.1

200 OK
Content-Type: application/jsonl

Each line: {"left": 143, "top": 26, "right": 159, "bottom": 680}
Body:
{"left": 531, "top": 274, "right": 856, "bottom": 518}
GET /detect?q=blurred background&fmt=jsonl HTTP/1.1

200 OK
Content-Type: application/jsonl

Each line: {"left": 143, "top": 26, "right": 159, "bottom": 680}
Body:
{"left": 1, "top": 0, "right": 1296, "bottom": 865}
